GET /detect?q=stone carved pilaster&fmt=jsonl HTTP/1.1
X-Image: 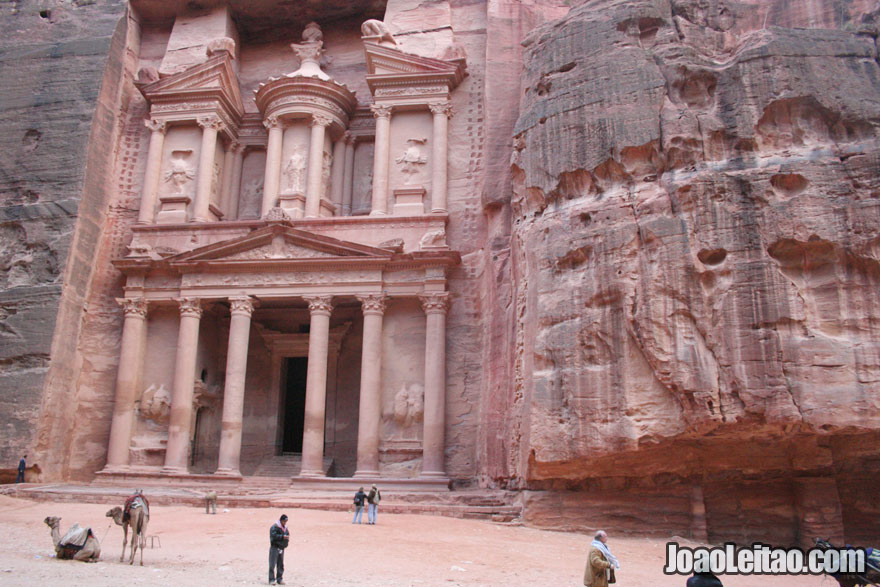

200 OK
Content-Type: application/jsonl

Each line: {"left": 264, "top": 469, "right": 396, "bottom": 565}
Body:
{"left": 428, "top": 102, "right": 454, "bottom": 118}
{"left": 117, "top": 297, "right": 148, "bottom": 319}
{"left": 304, "top": 295, "right": 334, "bottom": 315}
{"left": 145, "top": 119, "right": 168, "bottom": 134}
{"left": 419, "top": 292, "right": 449, "bottom": 314}
{"left": 229, "top": 296, "right": 255, "bottom": 316}
{"left": 356, "top": 294, "right": 387, "bottom": 315}
{"left": 177, "top": 297, "right": 203, "bottom": 318}
{"left": 311, "top": 113, "right": 333, "bottom": 128}
{"left": 371, "top": 104, "right": 392, "bottom": 119}
{"left": 263, "top": 115, "right": 283, "bottom": 130}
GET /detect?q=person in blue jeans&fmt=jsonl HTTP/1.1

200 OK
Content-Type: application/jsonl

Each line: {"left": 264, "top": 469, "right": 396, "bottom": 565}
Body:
{"left": 352, "top": 487, "right": 366, "bottom": 524}
{"left": 367, "top": 484, "right": 381, "bottom": 524}
{"left": 15, "top": 455, "right": 26, "bottom": 483}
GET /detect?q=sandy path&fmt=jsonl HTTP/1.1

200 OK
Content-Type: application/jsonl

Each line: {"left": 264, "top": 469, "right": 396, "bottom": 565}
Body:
{"left": 0, "top": 495, "right": 830, "bottom": 586}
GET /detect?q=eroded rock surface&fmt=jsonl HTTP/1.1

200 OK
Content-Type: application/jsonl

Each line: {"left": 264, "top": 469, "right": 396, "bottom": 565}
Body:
{"left": 506, "top": 0, "right": 880, "bottom": 543}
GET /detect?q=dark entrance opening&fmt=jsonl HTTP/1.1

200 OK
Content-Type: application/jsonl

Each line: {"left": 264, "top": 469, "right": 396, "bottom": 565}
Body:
{"left": 282, "top": 357, "right": 308, "bottom": 453}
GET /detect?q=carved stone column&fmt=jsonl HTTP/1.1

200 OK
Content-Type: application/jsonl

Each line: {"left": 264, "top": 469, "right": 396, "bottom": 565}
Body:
{"left": 300, "top": 295, "right": 333, "bottom": 476}
{"left": 330, "top": 137, "right": 346, "bottom": 214}
{"left": 219, "top": 140, "right": 236, "bottom": 219}
{"left": 103, "top": 298, "right": 148, "bottom": 471}
{"left": 262, "top": 116, "right": 284, "bottom": 216}
{"left": 306, "top": 114, "right": 332, "bottom": 218}
{"left": 137, "top": 119, "right": 167, "bottom": 224}
{"left": 354, "top": 294, "right": 387, "bottom": 477}
{"left": 215, "top": 296, "right": 254, "bottom": 476}
{"left": 370, "top": 104, "right": 392, "bottom": 215}
{"left": 342, "top": 132, "right": 355, "bottom": 216}
{"left": 419, "top": 292, "right": 449, "bottom": 477}
{"left": 429, "top": 102, "right": 453, "bottom": 213}
{"left": 162, "top": 298, "right": 203, "bottom": 474}
{"left": 194, "top": 116, "right": 223, "bottom": 222}
{"left": 227, "top": 142, "right": 244, "bottom": 220}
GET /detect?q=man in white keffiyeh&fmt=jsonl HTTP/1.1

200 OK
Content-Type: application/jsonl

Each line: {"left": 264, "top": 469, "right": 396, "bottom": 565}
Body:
{"left": 584, "top": 530, "right": 620, "bottom": 586}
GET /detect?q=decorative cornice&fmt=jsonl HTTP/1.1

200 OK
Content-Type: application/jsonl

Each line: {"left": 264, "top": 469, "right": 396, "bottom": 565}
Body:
{"left": 198, "top": 115, "right": 224, "bottom": 131}
{"left": 356, "top": 293, "right": 387, "bottom": 315}
{"left": 304, "top": 295, "right": 334, "bottom": 315}
{"left": 117, "top": 297, "right": 148, "bottom": 319}
{"left": 229, "top": 296, "right": 255, "bottom": 316}
{"left": 177, "top": 297, "right": 203, "bottom": 318}
{"left": 311, "top": 113, "right": 333, "bottom": 128}
{"left": 371, "top": 104, "right": 392, "bottom": 119}
{"left": 419, "top": 292, "right": 449, "bottom": 314}
{"left": 429, "top": 101, "right": 454, "bottom": 118}
{"left": 145, "top": 119, "right": 167, "bottom": 134}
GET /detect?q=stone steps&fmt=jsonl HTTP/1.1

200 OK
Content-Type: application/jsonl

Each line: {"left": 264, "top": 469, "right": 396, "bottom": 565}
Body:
{"left": 251, "top": 454, "right": 333, "bottom": 478}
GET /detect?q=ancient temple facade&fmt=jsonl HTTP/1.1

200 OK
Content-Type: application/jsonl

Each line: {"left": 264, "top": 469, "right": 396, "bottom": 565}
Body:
{"left": 97, "top": 10, "right": 467, "bottom": 486}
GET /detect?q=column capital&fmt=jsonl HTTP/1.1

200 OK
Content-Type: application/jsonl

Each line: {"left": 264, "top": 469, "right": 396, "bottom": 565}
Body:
{"left": 304, "top": 295, "right": 334, "bottom": 315}
{"left": 177, "top": 297, "right": 203, "bottom": 318}
{"left": 343, "top": 131, "right": 356, "bottom": 145}
{"left": 117, "top": 297, "right": 148, "bottom": 319}
{"left": 263, "top": 115, "right": 284, "bottom": 130}
{"left": 229, "top": 140, "right": 244, "bottom": 154}
{"left": 370, "top": 104, "right": 393, "bottom": 119}
{"left": 311, "top": 113, "right": 333, "bottom": 128}
{"left": 419, "top": 292, "right": 449, "bottom": 315}
{"left": 145, "top": 118, "right": 168, "bottom": 134}
{"left": 356, "top": 293, "right": 387, "bottom": 315}
{"left": 428, "top": 101, "right": 454, "bottom": 118}
{"left": 229, "top": 296, "right": 255, "bottom": 316}
{"left": 197, "top": 115, "right": 224, "bottom": 131}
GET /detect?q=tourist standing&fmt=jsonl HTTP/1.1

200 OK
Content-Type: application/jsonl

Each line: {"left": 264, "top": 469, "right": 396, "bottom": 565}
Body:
{"left": 15, "top": 455, "right": 26, "bottom": 483}
{"left": 687, "top": 572, "right": 724, "bottom": 586}
{"left": 268, "top": 513, "right": 290, "bottom": 585}
{"left": 584, "top": 530, "right": 620, "bottom": 586}
{"left": 367, "top": 484, "right": 381, "bottom": 525}
{"left": 352, "top": 486, "right": 366, "bottom": 524}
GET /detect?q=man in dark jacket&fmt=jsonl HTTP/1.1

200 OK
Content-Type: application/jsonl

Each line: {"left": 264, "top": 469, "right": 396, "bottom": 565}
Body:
{"left": 15, "top": 455, "right": 26, "bottom": 483}
{"left": 367, "top": 484, "right": 381, "bottom": 525}
{"left": 269, "top": 514, "right": 290, "bottom": 585}
{"left": 352, "top": 487, "right": 366, "bottom": 524}
{"left": 687, "top": 571, "right": 724, "bottom": 586}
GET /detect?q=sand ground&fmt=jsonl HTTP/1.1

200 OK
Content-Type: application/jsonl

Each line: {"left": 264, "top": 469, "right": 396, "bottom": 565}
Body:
{"left": 0, "top": 494, "right": 831, "bottom": 586}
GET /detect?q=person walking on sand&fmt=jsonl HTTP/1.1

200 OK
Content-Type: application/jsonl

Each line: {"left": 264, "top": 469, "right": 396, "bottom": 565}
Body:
{"left": 367, "top": 484, "right": 381, "bottom": 525}
{"left": 15, "top": 455, "right": 26, "bottom": 483}
{"left": 584, "top": 530, "right": 620, "bottom": 586}
{"left": 352, "top": 486, "right": 366, "bottom": 524}
{"left": 268, "top": 513, "right": 290, "bottom": 585}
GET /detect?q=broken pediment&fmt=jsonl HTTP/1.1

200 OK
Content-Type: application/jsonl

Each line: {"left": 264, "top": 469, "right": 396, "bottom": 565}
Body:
{"left": 363, "top": 42, "right": 466, "bottom": 96}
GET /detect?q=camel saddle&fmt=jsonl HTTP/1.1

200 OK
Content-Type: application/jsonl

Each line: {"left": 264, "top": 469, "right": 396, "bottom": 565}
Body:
{"left": 58, "top": 523, "right": 94, "bottom": 557}
{"left": 123, "top": 494, "right": 150, "bottom": 523}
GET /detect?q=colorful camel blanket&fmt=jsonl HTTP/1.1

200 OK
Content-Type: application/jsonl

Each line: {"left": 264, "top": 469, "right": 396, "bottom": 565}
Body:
{"left": 123, "top": 494, "right": 150, "bottom": 523}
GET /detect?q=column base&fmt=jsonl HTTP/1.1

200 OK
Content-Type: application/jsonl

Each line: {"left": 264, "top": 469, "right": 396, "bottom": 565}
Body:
{"left": 213, "top": 468, "right": 242, "bottom": 478}
{"left": 160, "top": 466, "right": 189, "bottom": 476}
{"left": 369, "top": 209, "right": 387, "bottom": 216}
{"left": 353, "top": 469, "right": 380, "bottom": 478}
{"left": 298, "top": 469, "right": 326, "bottom": 478}
{"left": 431, "top": 208, "right": 447, "bottom": 214}
{"left": 419, "top": 470, "right": 447, "bottom": 479}
{"left": 99, "top": 464, "right": 131, "bottom": 474}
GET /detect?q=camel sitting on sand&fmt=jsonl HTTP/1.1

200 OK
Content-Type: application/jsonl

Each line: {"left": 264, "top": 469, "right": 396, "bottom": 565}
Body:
{"left": 106, "top": 496, "right": 149, "bottom": 566}
{"left": 44, "top": 516, "right": 100, "bottom": 562}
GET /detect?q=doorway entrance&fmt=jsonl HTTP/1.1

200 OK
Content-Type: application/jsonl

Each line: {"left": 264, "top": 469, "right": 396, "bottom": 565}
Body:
{"left": 282, "top": 357, "right": 308, "bottom": 453}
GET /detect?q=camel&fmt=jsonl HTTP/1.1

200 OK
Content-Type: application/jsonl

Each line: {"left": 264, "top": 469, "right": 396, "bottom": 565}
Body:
{"left": 43, "top": 516, "right": 100, "bottom": 562}
{"left": 106, "top": 500, "right": 149, "bottom": 566}
{"left": 815, "top": 539, "right": 880, "bottom": 587}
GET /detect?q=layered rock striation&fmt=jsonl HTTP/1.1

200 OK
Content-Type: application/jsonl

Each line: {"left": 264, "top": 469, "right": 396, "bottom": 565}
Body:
{"left": 505, "top": 0, "right": 880, "bottom": 543}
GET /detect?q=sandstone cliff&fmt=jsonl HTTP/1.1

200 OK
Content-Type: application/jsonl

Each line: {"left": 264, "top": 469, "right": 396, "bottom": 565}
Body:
{"left": 503, "top": 0, "right": 880, "bottom": 543}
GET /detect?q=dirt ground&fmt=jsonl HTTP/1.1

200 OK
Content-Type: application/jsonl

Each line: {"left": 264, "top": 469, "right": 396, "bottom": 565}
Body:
{"left": 0, "top": 494, "right": 831, "bottom": 586}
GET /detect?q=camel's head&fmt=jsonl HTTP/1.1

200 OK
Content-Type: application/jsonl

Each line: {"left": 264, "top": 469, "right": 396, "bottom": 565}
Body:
{"left": 44, "top": 516, "right": 60, "bottom": 528}
{"left": 106, "top": 506, "right": 122, "bottom": 520}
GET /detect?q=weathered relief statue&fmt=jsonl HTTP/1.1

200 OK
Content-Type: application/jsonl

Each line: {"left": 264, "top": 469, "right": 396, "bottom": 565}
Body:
{"left": 283, "top": 146, "right": 307, "bottom": 193}
{"left": 321, "top": 150, "right": 333, "bottom": 197}
{"left": 361, "top": 19, "right": 397, "bottom": 46}
{"left": 164, "top": 150, "right": 195, "bottom": 195}
{"left": 396, "top": 138, "right": 428, "bottom": 185}
{"left": 392, "top": 383, "right": 424, "bottom": 438}
{"left": 139, "top": 383, "right": 171, "bottom": 423}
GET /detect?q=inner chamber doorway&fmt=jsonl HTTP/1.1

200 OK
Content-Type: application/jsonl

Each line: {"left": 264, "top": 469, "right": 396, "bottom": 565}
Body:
{"left": 281, "top": 357, "right": 308, "bottom": 453}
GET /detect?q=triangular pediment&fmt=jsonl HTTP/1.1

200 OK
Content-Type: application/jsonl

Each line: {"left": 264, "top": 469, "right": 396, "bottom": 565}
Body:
{"left": 168, "top": 224, "right": 394, "bottom": 266}
{"left": 364, "top": 43, "right": 466, "bottom": 89}
{"left": 139, "top": 53, "right": 244, "bottom": 116}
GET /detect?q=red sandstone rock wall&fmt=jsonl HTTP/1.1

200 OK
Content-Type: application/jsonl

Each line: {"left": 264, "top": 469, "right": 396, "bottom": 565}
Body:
{"left": 504, "top": 0, "right": 880, "bottom": 543}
